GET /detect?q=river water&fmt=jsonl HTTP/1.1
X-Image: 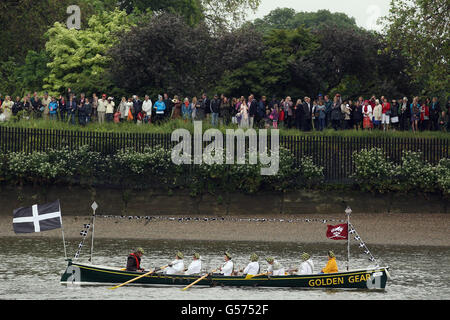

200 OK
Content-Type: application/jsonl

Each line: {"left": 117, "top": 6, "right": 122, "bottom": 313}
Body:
{"left": 0, "top": 237, "right": 449, "bottom": 300}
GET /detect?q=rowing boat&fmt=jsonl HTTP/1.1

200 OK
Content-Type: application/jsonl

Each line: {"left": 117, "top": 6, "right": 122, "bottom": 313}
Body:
{"left": 60, "top": 260, "right": 389, "bottom": 289}
{"left": 61, "top": 203, "right": 390, "bottom": 290}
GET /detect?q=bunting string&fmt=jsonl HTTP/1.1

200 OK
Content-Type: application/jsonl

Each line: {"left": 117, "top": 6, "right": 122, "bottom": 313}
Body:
{"left": 349, "top": 223, "right": 378, "bottom": 265}
{"left": 97, "top": 215, "right": 346, "bottom": 224}
{"left": 72, "top": 215, "right": 345, "bottom": 259}
{"left": 73, "top": 215, "right": 379, "bottom": 266}
{"left": 74, "top": 223, "right": 91, "bottom": 259}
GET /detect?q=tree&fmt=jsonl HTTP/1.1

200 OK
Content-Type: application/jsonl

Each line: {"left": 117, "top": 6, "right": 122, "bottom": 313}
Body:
{"left": 117, "top": 0, "right": 261, "bottom": 30}
{"left": 44, "top": 9, "right": 134, "bottom": 95}
{"left": 251, "top": 8, "right": 358, "bottom": 35}
{"left": 0, "top": 50, "right": 50, "bottom": 97}
{"left": 0, "top": 58, "right": 20, "bottom": 97}
{"left": 201, "top": 0, "right": 261, "bottom": 32}
{"left": 300, "top": 24, "right": 412, "bottom": 99}
{"left": 16, "top": 50, "right": 50, "bottom": 95}
{"left": 0, "top": 0, "right": 117, "bottom": 64}
{"left": 215, "top": 20, "right": 414, "bottom": 100}
{"left": 108, "top": 13, "right": 213, "bottom": 97}
{"left": 383, "top": 0, "right": 450, "bottom": 99}
{"left": 117, "top": 0, "right": 204, "bottom": 25}
{"left": 214, "top": 26, "right": 319, "bottom": 98}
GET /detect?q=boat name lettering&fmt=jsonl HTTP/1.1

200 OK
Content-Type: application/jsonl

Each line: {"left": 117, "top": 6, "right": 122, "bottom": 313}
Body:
{"left": 348, "top": 274, "right": 371, "bottom": 283}
{"left": 308, "top": 277, "right": 344, "bottom": 287}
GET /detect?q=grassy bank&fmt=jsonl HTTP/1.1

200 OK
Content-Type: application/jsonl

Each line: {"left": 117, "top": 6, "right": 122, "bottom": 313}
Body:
{"left": 1, "top": 118, "right": 449, "bottom": 139}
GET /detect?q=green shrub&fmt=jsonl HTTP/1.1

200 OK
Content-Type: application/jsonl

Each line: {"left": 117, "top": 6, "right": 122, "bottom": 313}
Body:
{"left": 397, "top": 150, "right": 438, "bottom": 193}
{"left": 436, "top": 158, "right": 450, "bottom": 196}
{"left": 111, "top": 146, "right": 182, "bottom": 188}
{"left": 352, "top": 147, "right": 449, "bottom": 195}
{"left": 1, "top": 145, "right": 447, "bottom": 197}
{"left": 351, "top": 148, "right": 399, "bottom": 193}
{"left": 297, "top": 155, "right": 324, "bottom": 187}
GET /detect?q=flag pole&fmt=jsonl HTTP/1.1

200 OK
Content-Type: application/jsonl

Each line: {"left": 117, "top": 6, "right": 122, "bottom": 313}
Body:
{"left": 89, "top": 202, "right": 98, "bottom": 263}
{"left": 345, "top": 206, "right": 352, "bottom": 271}
{"left": 58, "top": 200, "right": 68, "bottom": 260}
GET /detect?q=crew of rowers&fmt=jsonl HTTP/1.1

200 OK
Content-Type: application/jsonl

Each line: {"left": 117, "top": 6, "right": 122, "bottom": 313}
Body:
{"left": 126, "top": 248, "right": 339, "bottom": 276}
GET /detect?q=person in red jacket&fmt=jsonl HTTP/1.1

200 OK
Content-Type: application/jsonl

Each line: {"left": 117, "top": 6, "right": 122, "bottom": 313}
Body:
{"left": 126, "top": 248, "right": 145, "bottom": 272}
{"left": 420, "top": 99, "right": 430, "bottom": 131}
{"left": 278, "top": 107, "right": 285, "bottom": 128}
{"left": 381, "top": 98, "right": 391, "bottom": 131}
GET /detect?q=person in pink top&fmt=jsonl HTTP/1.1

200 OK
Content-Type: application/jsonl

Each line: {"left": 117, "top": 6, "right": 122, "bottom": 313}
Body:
{"left": 270, "top": 105, "right": 279, "bottom": 129}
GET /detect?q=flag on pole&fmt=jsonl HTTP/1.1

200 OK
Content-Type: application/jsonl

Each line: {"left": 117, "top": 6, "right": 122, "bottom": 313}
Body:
{"left": 326, "top": 224, "right": 348, "bottom": 240}
{"left": 13, "top": 200, "right": 62, "bottom": 234}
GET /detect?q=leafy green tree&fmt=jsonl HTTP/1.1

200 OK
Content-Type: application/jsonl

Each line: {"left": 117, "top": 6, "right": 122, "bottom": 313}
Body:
{"left": 117, "top": 0, "right": 261, "bottom": 30}
{"left": 118, "top": 0, "right": 204, "bottom": 25}
{"left": 383, "top": 0, "right": 450, "bottom": 100}
{"left": 251, "top": 8, "right": 358, "bottom": 34}
{"left": 44, "top": 9, "right": 134, "bottom": 96}
{"left": 215, "top": 21, "right": 413, "bottom": 100}
{"left": 0, "top": 0, "right": 118, "bottom": 96}
{"left": 0, "top": 0, "right": 117, "bottom": 64}
{"left": 108, "top": 13, "right": 213, "bottom": 97}
{"left": 0, "top": 58, "right": 20, "bottom": 97}
{"left": 215, "top": 26, "right": 320, "bottom": 98}
{"left": 208, "top": 24, "right": 265, "bottom": 95}
{"left": 15, "top": 50, "right": 50, "bottom": 95}
{"left": 308, "top": 24, "right": 413, "bottom": 99}
{"left": 202, "top": 0, "right": 261, "bottom": 31}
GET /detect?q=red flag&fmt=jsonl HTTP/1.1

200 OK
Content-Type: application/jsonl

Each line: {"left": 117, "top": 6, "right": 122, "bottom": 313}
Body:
{"left": 326, "top": 224, "right": 348, "bottom": 240}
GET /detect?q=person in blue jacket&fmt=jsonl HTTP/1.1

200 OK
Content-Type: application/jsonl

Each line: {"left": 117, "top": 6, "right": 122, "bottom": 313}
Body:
{"left": 153, "top": 95, "right": 166, "bottom": 124}
{"left": 48, "top": 97, "right": 58, "bottom": 120}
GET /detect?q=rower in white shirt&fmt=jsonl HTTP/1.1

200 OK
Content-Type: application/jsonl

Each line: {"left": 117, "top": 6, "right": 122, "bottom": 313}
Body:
{"left": 242, "top": 253, "right": 260, "bottom": 276}
{"left": 164, "top": 251, "right": 185, "bottom": 275}
{"left": 288, "top": 252, "right": 315, "bottom": 275}
{"left": 298, "top": 252, "right": 315, "bottom": 275}
{"left": 185, "top": 252, "right": 202, "bottom": 275}
{"left": 218, "top": 251, "right": 234, "bottom": 276}
{"left": 265, "top": 257, "right": 285, "bottom": 276}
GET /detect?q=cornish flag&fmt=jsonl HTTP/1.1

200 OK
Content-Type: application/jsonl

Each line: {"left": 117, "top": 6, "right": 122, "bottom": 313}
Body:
{"left": 326, "top": 224, "right": 348, "bottom": 240}
{"left": 13, "top": 200, "right": 62, "bottom": 234}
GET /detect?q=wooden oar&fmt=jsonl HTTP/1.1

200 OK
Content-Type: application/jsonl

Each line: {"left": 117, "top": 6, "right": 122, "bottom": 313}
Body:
{"left": 108, "top": 265, "right": 168, "bottom": 290}
{"left": 182, "top": 268, "right": 219, "bottom": 291}
{"left": 245, "top": 272, "right": 269, "bottom": 280}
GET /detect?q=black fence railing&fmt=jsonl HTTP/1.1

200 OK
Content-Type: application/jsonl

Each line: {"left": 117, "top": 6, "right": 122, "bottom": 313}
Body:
{"left": 1, "top": 126, "right": 448, "bottom": 182}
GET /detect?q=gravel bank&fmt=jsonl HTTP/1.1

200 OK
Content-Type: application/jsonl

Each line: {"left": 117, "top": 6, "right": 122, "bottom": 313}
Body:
{"left": 1, "top": 213, "right": 449, "bottom": 246}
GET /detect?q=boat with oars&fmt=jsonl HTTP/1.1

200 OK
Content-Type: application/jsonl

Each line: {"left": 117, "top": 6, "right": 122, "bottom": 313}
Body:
{"left": 60, "top": 203, "right": 390, "bottom": 290}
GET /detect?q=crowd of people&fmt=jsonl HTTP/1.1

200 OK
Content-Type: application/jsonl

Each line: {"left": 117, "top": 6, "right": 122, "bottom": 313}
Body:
{"left": 126, "top": 248, "right": 337, "bottom": 276}
{"left": 1, "top": 89, "right": 449, "bottom": 133}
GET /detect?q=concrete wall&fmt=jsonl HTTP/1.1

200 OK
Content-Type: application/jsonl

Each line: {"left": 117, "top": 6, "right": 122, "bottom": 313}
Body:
{"left": 0, "top": 184, "right": 447, "bottom": 216}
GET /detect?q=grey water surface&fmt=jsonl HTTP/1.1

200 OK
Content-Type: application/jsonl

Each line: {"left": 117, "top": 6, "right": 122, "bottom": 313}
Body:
{"left": 0, "top": 237, "right": 448, "bottom": 300}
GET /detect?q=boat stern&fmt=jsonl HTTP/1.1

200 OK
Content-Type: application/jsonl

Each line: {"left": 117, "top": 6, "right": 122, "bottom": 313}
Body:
{"left": 364, "top": 266, "right": 390, "bottom": 289}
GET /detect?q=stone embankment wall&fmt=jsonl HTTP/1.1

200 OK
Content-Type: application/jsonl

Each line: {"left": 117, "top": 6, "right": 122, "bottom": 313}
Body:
{"left": 0, "top": 185, "right": 447, "bottom": 216}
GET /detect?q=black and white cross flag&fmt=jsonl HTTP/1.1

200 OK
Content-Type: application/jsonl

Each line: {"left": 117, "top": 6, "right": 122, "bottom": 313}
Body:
{"left": 13, "top": 200, "right": 62, "bottom": 234}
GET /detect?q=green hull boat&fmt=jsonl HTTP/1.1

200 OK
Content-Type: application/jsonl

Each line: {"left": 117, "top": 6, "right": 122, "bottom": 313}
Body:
{"left": 60, "top": 260, "right": 389, "bottom": 289}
